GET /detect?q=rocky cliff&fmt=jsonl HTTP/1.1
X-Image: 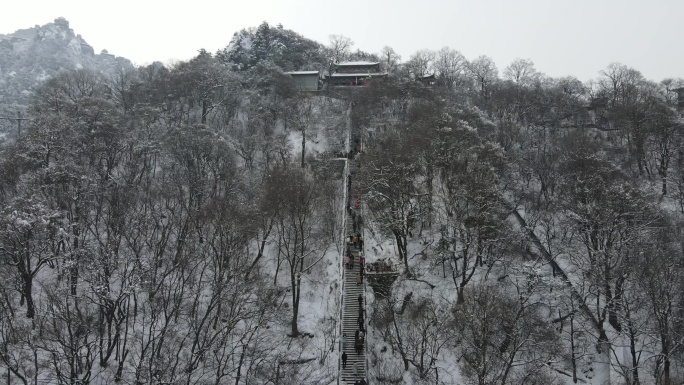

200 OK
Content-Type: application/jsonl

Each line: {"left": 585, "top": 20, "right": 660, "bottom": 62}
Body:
{"left": 0, "top": 17, "right": 135, "bottom": 132}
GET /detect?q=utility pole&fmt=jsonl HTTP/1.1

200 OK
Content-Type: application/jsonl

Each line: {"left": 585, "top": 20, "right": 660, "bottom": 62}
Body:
{"left": 0, "top": 110, "right": 29, "bottom": 136}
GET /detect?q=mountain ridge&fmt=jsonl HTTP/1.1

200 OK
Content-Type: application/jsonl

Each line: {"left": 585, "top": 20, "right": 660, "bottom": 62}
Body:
{"left": 0, "top": 17, "right": 135, "bottom": 129}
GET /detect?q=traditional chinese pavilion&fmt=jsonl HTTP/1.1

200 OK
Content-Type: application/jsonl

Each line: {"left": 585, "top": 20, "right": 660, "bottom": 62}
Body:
{"left": 325, "top": 61, "right": 387, "bottom": 87}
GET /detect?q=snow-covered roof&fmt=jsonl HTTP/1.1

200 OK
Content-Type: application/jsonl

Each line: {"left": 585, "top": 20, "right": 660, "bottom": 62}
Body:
{"left": 335, "top": 61, "right": 380, "bottom": 66}
{"left": 327, "top": 73, "right": 387, "bottom": 77}
{"left": 286, "top": 71, "right": 320, "bottom": 75}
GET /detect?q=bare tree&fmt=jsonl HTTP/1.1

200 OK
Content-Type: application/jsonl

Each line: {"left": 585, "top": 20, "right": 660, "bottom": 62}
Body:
{"left": 374, "top": 286, "right": 451, "bottom": 378}
{"left": 660, "top": 77, "right": 684, "bottom": 106}
{"left": 643, "top": 94, "right": 680, "bottom": 195}
{"left": 405, "top": 49, "right": 435, "bottom": 79}
{"left": 433, "top": 123, "right": 509, "bottom": 303}
{"left": 433, "top": 47, "right": 466, "bottom": 89}
{"left": 541, "top": 128, "right": 661, "bottom": 385}
{"left": 466, "top": 55, "right": 498, "bottom": 102}
{"left": 453, "top": 282, "right": 560, "bottom": 385}
{"left": 286, "top": 94, "right": 316, "bottom": 168}
{"left": 503, "top": 58, "right": 540, "bottom": 87}
{"left": 0, "top": 299, "right": 43, "bottom": 384}
{"left": 0, "top": 197, "right": 62, "bottom": 319}
{"left": 380, "top": 46, "right": 402, "bottom": 73}
{"left": 42, "top": 288, "right": 98, "bottom": 385}
{"left": 267, "top": 166, "right": 325, "bottom": 337}
{"left": 326, "top": 35, "right": 354, "bottom": 76}
{"left": 361, "top": 132, "right": 424, "bottom": 277}
{"left": 599, "top": 63, "right": 643, "bottom": 109}
{"left": 633, "top": 226, "right": 684, "bottom": 385}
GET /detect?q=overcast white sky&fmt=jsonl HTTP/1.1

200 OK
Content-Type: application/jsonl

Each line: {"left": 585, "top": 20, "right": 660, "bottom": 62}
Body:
{"left": 1, "top": 0, "right": 681, "bottom": 82}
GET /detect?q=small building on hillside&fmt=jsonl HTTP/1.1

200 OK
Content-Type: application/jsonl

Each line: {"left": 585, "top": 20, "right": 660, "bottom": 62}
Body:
{"left": 672, "top": 87, "right": 684, "bottom": 108}
{"left": 420, "top": 74, "right": 436, "bottom": 86}
{"left": 286, "top": 71, "right": 320, "bottom": 91}
{"left": 325, "top": 61, "right": 387, "bottom": 88}
{"left": 585, "top": 96, "right": 609, "bottom": 127}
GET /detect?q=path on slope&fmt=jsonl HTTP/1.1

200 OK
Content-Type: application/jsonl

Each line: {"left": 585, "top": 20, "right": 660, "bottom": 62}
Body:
{"left": 339, "top": 166, "right": 367, "bottom": 385}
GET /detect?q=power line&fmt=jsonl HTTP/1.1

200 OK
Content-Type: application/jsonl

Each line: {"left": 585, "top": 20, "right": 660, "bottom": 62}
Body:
{"left": 0, "top": 112, "right": 29, "bottom": 135}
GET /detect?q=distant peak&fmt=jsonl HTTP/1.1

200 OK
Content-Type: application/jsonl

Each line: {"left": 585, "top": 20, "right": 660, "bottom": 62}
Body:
{"left": 54, "top": 17, "right": 69, "bottom": 28}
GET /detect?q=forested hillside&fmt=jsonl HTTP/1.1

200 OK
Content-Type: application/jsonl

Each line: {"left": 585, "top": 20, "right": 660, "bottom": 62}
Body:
{"left": 353, "top": 57, "right": 684, "bottom": 385}
{"left": 0, "top": 20, "right": 682, "bottom": 385}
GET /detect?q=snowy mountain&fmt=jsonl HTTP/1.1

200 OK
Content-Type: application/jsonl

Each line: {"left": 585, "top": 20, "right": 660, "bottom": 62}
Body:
{"left": 0, "top": 17, "right": 134, "bottom": 117}
{"left": 217, "top": 21, "right": 327, "bottom": 71}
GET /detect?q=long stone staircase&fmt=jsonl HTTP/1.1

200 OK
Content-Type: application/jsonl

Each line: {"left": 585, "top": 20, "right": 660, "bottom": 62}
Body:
{"left": 340, "top": 194, "right": 367, "bottom": 384}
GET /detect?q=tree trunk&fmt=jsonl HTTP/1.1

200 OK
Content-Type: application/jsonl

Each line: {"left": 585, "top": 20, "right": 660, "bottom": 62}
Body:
{"left": 114, "top": 350, "right": 127, "bottom": 383}
{"left": 290, "top": 297, "right": 300, "bottom": 337}
{"left": 22, "top": 274, "right": 35, "bottom": 319}
{"left": 274, "top": 237, "right": 282, "bottom": 286}
{"left": 393, "top": 231, "right": 409, "bottom": 277}
{"left": 664, "top": 356, "right": 670, "bottom": 385}
{"left": 628, "top": 326, "right": 640, "bottom": 385}
{"left": 570, "top": 315, "right": 577, "bottom": 383}
{"left": 661, "top": 335, "right": 671, "bottom": 385}
{"left": 456, "top": 286, "right": 465, "bottom": 305}
{"left": 608, "top": 281, "right": 623, "bottom": 333}
{"left": 234, "top": 344, "right": 246, "bottom": 385}
{"left": 292, "top": 235, "right": 306, "bottom": 336}
{"left": 301, "top": 128, "right": 306, "bottom": 168}
{"left": 245, "top": 221, "right": 273, "bottom": 280}
{"left": 390, "top": 305, "right": 410, "bottom": 370}
{"left": 596, "top": 332, "right": 612, "bottom": 385}
{"left": 290, "top": 258, "right": 302, "bottom": 337}
{"left": 70, "top": 222, "right": 80, "bottom": 296}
